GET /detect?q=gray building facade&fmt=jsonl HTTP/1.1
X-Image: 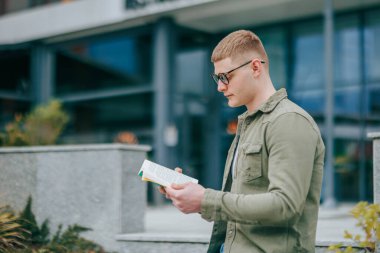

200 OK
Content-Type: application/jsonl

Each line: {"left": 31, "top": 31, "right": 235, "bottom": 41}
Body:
{"left": 1, "top": 0, "right": 380, "bottom": 203}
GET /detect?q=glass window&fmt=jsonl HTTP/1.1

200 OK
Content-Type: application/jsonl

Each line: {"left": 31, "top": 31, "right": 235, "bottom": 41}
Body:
{"left": 293, "top": 20, "right": 324, "bottom": 91}
{"left": 365, "top": 9, "right": 380, "bottom": 118}
{"left": 62, "top": 93, "right": 152, "bottom": 144}
{"left": 291, "top": 19, "right": 324, "bottom": 114}
{"left": 369, "top": 88, "right": 380, "bottom": 116}
{"left": 365, "top": 9, "right": 380, "bottom": 82}
{"left": 334, "top": 139, "right": 373, "bottom": 201}
{"left": 0, "top": 49, "right": 30, "bottom": 95}
{"left": 332, "top": 15, "right": 361, "bottom": 116}
{"left": 0, "top": 99, "right": 31, "bottom": 128}
{"left": 176, "top": 49, "right": 208, "bottom": 96}
{"left": 257, "top": 27, "right": 287, "bottom": 90}
{"left": 56, "top": 33, "right": 152, "bottom": 95}
{"left": 334, "top": 139, "right": 359, "bottom": 201}
{"left": 334, "top": 88, "right": 361, "bottom": 115}
{"left": 334, "top": 14, "right": 360, "bottom": 86}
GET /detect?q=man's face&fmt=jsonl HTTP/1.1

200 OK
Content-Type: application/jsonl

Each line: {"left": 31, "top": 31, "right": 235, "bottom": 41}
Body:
{"left": 213, "top": 57, "right": 257, "bottom": 109}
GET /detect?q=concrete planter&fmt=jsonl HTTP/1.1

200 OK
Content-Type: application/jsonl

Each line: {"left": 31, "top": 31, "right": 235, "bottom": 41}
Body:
{"left": 0, "top": 143, "right": 151, "bottom": 252}
{"left": 368, "top": 132, "right": 380, "bottom": 253}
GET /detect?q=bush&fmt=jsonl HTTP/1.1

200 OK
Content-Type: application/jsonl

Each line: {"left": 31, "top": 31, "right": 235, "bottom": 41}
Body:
{"left": 16, "top": 197, "right": 106, "bottom": 253}
{"left": 327, "top": 202, "right": 380, "bottom": 253}
{"left": 0, "top": 100, "right": 69, "bottom": 146}
{"left": 0, "top": 205, "right": 27, "bottom": 252}
{"left": 0, "top": 197, "right": 109, "bottom": 253}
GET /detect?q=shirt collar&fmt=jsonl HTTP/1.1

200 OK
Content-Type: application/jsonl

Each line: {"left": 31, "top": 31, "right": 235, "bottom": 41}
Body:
{"left": 238, "top": 88, "right": 288, "bottom": 120}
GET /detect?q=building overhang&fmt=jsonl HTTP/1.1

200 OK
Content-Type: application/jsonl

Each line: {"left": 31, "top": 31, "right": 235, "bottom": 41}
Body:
{"left": 0, "top": 0, "right": 379, "bottom": 45}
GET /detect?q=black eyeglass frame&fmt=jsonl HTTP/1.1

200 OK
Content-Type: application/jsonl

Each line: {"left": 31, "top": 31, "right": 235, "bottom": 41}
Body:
{"left": 211, "top": 59, "right": 266, "bottom": 85}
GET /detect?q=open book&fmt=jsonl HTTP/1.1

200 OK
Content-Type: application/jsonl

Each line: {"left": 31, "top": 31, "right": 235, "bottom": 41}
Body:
{"left": 138, "top": 159, "right": 198, "bottom": 187}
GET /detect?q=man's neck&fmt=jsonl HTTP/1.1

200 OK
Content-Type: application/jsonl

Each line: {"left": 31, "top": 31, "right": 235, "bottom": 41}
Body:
{"left": 246, "top": 83, "right": 276, "bottom": 113}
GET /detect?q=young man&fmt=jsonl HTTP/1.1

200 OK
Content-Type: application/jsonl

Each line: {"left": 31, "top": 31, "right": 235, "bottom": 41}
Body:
{"left": 162, "top": 30, "right": 325, "bottom": 253}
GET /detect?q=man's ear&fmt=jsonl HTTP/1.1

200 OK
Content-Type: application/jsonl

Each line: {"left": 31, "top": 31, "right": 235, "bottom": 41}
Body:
{"left": 251, "top": 60, "right": 262, "bottom": 77}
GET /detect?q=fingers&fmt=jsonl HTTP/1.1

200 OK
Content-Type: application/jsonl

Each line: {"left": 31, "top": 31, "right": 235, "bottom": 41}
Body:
{"left": 174, "top": 167, "right": 182, "bottom": 174}
{"left": 171, "top": 182, "right": 189, "bottom": 190}
{"left": 165, "top": 185, "right": 174, "bottom": 199}
{"left": 157, "top": 186, "right": 166, "bottom": 195}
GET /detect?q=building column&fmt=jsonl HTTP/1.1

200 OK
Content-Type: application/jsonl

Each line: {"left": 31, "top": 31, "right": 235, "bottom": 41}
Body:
{"left": 153, "top": 18, "right": 176, "bottom": 203}
{"left": 31, "top": 45, "right": 55, "bottom": 105}
{"left": 323, "top": 0, "right": 336, "bottom": 207}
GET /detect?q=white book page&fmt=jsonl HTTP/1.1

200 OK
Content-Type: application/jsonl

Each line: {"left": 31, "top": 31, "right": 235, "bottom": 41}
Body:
{"left": 140, "top": 160, "right": 198, "bottom": 187}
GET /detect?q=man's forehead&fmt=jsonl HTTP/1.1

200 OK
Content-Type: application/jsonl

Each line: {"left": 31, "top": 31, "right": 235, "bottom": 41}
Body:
{"left": 213, "top": 57, "right": 233, "bottom": 73}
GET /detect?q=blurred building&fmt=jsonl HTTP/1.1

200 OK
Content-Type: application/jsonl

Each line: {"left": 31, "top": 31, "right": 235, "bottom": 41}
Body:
{"left": 0, "top": 0, "right": 379, "bottom": 203}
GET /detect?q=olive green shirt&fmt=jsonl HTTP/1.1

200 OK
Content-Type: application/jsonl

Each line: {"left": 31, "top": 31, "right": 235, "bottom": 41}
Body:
{"left": 201, "top": 89, "right": 325, "bottom": 253}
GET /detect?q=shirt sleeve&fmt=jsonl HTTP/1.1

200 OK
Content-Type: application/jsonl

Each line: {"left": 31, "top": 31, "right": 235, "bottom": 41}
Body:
{"left": 200, "top": 112, "right": 319, "bottom": 226}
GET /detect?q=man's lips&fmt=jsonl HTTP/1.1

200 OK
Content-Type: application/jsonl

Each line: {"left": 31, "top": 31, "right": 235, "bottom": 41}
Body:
{"left": 225, "top": 94, "right": 233, "bottom": 98}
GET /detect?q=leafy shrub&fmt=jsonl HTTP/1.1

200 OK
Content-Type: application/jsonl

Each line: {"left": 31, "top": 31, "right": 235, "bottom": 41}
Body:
{"left": 327, "top": 201, "right": 380, "bottom": 253}
{"left": 0, "top": 197, "right": 108, "bottom": 253}
{"left": 0, "top": 205, "right": 27, "bottom": 252}
{"left": 0, "top": 100, "right": 69, "bottom": 146}
{"left": 18, "top": 197, "right": 50, "bottom": 247}
{"left": 16, "top": 197, "right": 106, "bottom": 253}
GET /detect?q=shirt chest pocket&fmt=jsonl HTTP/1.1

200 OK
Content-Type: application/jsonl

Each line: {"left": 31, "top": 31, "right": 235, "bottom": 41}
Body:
{"left": 240, "top": 143, "right": 263, "bottom": 182}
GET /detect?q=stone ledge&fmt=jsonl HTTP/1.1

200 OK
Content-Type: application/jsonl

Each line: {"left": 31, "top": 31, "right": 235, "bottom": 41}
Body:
{"left": 0, "top": 143, "right": 152, "bottom": 153}
{"left": 116, "top": 233, "right": 210, "bottom": 243}
{"left": 368, "top": 132, "right": 380, "bottom": 139}
{"left": 116, "top": 233, "right": 360, "bottom": 247}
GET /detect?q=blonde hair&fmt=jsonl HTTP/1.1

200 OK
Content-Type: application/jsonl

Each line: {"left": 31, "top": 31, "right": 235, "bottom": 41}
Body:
{"left": 211, "top": 30, "right": 268, "bottom": 65}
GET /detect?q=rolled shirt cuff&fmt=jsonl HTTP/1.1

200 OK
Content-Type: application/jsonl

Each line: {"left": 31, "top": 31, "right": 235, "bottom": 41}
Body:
{"left": 200, "top": 188, "right": 222, "bottom": 222}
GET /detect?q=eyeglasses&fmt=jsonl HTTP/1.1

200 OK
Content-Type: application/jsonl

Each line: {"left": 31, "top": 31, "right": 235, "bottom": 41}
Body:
{"left": 211, "top": 59, "right": 265, "bottom": 85}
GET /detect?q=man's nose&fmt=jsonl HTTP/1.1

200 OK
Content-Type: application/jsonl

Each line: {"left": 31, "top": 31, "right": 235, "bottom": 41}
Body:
{"left": 217, "top": 80, "right": 227, "bottom": 92}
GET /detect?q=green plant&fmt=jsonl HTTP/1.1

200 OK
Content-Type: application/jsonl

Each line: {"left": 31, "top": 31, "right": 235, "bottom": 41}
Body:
{"left": 0, "top": 100, "right": 69, "bottom": 146}
{"left": 0, "top": 205, "right": 28, "bottom": 252}
{"left": 18, "top": 197, "right": 50, "bottom": 247}
{"left": 44, "top": 224, "right": 105, "bottom": 253}
{"left": 14, "top": 196, "right": 106, "bottom": 253}
{"left": 327, "top": 201, "right": 380, "bottom": 253}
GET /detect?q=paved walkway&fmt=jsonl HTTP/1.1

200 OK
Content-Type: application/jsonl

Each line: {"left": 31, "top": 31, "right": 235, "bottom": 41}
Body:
{"left": 145, "top": 203, "right": 362, "bottom": 242}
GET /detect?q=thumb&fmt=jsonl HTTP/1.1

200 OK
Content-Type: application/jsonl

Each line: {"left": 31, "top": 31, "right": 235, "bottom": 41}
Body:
{"left": 171, "top": 182, "right": 188, "bottom": 190}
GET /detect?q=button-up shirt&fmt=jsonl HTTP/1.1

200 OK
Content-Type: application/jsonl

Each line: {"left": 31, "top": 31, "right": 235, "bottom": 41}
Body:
{"left": 201, "top": 88, "right": 325, "bottom": 253}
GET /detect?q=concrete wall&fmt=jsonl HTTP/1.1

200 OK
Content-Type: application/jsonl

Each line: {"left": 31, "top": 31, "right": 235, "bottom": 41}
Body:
{"left": 116, "top": 234, "right": 366, "bottom": 253}
{"left": 0, "top": 144, "right": 150, "bottom": 252}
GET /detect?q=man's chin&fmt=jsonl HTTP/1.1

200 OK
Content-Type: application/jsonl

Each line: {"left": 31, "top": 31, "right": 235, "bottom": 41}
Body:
{"left": 227, "top": 101, "right": 241, "bottom": 108}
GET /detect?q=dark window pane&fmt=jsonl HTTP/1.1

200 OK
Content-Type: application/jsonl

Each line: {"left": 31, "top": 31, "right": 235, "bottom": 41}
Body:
{"left": 291, "top": 20, "right": 324, "bottom": 114}
{"left": 0, "top": 49, "right": 30, "bottom": 94}
{"left": 0, "top": 98, "right": 31, "bottom": 127}
{"left": 334, "top": 139, "right": 373, "bottom": 201}
{"left": 334, "top": 14, "right": 360, "bottom": 86}
{"left": 257, "top": 27, "right": 287, "bottom": 90}
{"left": 62, "top": 93, "right": 152, "bottom": 144}
{"left": 369, "top": 86, "right": 380, "bottom": 117}
{"left": 176, "top": 49, "right": 208, "bottom": 96}
{"left": 365, "top": 9, "right": 380, "bottom": 82}
{"left": 335, "top": 87, "right": 361, "bottom": 114}
{"left": 56, "top": 33, "right": 152, "bottom": 95}
{"left": 293, "top": 20, "right": 324, "bottom": 91}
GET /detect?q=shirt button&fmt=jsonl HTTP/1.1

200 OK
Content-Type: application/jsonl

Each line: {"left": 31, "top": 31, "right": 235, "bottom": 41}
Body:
{"left": 228, "top": 230, "right": 233, "bottom": 235}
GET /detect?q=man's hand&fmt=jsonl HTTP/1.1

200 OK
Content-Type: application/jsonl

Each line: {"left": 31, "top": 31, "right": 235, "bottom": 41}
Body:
{"left": 157, "top": 167, "right": 182, "bottom": 195}
{"left": 165, "top": 182, "right": 205, "bottom": 214}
